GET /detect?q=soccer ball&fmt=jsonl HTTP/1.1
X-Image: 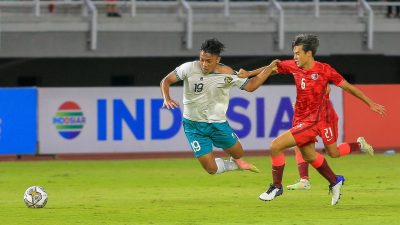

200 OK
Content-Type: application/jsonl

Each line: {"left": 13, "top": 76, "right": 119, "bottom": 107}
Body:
{"left": 23, "top": 186, "right": 48, "bottom": 208}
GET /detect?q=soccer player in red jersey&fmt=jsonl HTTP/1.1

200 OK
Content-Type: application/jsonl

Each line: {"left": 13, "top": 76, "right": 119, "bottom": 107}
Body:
{"left": 238, "top": 33, "right": 386, "bottom": 205}
{"left": 287, "top": 85, "right": 376, "bottom": 190}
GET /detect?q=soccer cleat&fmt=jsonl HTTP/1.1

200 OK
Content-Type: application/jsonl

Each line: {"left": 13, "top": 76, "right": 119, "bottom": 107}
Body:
{"left": 286, "top": 179, "right": 311, "bottom": 190}
{"left": 357, "top": 137, "right": 374, "bottom": 156}
{"left": 329, "top": 175, "right": 345, "bottom": 205}
{"left": 233, "top": 158, "right": 260, "bottom": 173}
{"left": 259, "top": 184, "right": 283, "bottom": 201}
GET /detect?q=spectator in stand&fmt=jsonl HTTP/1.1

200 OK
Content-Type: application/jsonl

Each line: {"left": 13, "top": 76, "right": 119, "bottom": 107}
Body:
{"left": 386, "top": 0, "right": 400, "bottom": 18}
{"left": 106, "top": 0, "right": 122, "bottom": 17}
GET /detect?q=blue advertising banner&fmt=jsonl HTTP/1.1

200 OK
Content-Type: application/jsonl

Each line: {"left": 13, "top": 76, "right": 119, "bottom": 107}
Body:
{"left": 38, "top": 87, "right": 343, "bottom": 154}
{"left": 0, "top": 88, "right": 37, "bottom": 155}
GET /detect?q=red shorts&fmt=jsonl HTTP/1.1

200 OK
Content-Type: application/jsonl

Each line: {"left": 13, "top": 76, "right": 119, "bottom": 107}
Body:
{"left": 290, "top": 116, "right": 338, "bottom": 148}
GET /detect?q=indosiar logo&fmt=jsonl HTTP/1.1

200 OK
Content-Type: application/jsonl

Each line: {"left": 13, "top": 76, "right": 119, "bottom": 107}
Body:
{"left": 53, "top": 101, "right": 86, "bottom": 139}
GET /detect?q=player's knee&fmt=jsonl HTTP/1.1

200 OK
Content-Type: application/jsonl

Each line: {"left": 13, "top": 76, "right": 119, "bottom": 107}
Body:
{"left": 269, "top": 140, "right": 281, "bottom": 154}
{"left": 303, "top": 157, "right": 315, "bottom": 163}
{"left": 226, "top": 141, "right": 244, "bottom": 159}
{"left": 207, "top": 169, "right": 218, "bottom": 175}
{"left": 303, "top": 156, "right": 314, "bottom": 163}
{"left": 326, "top": 151, "right": 340, "bottom": 158}
{"left": 204, "top": 165, "right": 218, "bottom": 175}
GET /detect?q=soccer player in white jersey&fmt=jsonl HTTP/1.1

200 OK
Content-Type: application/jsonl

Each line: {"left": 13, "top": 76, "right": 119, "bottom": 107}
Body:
{"left": 160, "top": 38, "right": 275, "bottom": 175}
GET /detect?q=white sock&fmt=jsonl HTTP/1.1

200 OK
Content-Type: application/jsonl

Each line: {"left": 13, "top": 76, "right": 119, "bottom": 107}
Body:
{"left": 225, "top": 158, "right": 239, "bottom": 171}
{"left": 215, "top": 158, "right": 226, "bottom": 174}
{"left": 215, "top": 158, "right": 239, "bottom": 174}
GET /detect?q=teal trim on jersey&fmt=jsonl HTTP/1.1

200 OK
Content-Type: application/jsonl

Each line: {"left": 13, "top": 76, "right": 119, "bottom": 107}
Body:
{"left": 240, "top": 78, "right": 250, "bottom": 90}
{"left": 182, "top": 118, "right": 238, "bottom": 158}
{"left": 173, "top": 70, "right": 182, "bottom": 81}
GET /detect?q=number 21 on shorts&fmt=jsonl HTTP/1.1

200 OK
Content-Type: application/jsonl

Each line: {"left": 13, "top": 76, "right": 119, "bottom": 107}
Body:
{"left": 324, "top": 127, "right": 333, "bottom": 139}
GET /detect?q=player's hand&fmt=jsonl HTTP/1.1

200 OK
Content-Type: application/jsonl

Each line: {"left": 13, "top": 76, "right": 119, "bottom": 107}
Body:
{"left": 370, "top": 102, "right": 386, "bottom": 116}
{"left": 163, "top": 99, "right": 180, "bottom": 109}
{"left": 267, "top": 59, "right": 280, "bottom": 72}
{"left": 237, "top": 68, "right": 252, "bottom": 78}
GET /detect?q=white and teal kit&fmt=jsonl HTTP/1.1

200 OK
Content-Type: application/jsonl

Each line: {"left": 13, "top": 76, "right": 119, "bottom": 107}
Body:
{"left": 174, "top": 61, "right": 249, "bottom": 157}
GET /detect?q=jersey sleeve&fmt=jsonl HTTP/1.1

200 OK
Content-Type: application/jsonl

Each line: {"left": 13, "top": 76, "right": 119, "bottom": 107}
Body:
{"left": 231, "top": 71, "right": 249, "bottom": 90}
{"left": 277, "top": 60, "right": 293, "bottom": 74}
{"left": 174, "top": 62, "right": 193, "bottom": 81}
{"left": 235, "top": 77, "right": 250, "bottom": 90}
{"left": 326, "top": 64, "right": 345, "bottom": 86}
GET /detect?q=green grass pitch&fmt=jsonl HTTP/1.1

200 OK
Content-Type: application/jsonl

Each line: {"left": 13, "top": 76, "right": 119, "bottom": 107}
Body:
{"left": 1, "top": 154, "right": 399, "bottom": 225}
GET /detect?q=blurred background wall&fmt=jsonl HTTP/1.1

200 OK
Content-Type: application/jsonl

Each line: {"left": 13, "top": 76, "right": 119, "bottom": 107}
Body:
{"left": 0, "top": 55, "right": 399, "bottom": 87}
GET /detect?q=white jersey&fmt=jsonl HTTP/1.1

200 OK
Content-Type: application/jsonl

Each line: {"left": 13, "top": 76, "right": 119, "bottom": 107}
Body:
{"left": 175, "top": 61, "right": 249, "bottom": 123}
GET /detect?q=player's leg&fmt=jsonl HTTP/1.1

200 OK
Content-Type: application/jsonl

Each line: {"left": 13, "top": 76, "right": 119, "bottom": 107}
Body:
{"left": 299, "top": 143, "right": 345, "bottom": 205}
{"left": 324, "top": 140, "right": 372, "bottom": 158}
{"left": 191, "top": 151, "right": 242, "bottom": 174}
{"left": 286, "top": 147, "right": 311, "bottom": 190}
{"left": 196, "top": 152, "right": 242, "bottom": 174}
{"left": 187, "top": 137, "right": 220, "bottom": 174}
{"left": 197, "top": 152, "right": 218, "bottom": 174}
{"left": 183, "top": 118, "right": 228, "bottom": 175}
{"left": 320, "top": 119, "right": 373, "bottom": 157}
{"left": 259, "top": 130, "right": 297, "bottom": 201}
{"left": 189, "top": 139, "right": 239, "bottom": 175}
{"left": 223, "top": 140, "right": 260, "bottom": 173}
{"left": 299, "top": 143, "right": 334, "bottom": 182}
{"left": 321, "top": 140, "right": 373, "bottom": 158}
{"left": 212, "top": 121, "right": 259, "bottom": 173}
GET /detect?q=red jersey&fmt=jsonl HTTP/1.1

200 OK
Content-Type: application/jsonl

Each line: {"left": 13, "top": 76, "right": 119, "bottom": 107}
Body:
{"left": 277, "top": 60, "right": 344, "bottom": 123}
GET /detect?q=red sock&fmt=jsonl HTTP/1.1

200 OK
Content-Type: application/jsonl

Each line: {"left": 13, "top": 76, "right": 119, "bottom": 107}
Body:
{"left": 271, "top": 153, "right": 285, "bottom": 188}
{"left": 295, "top": 150, "right": 309, "bottom": 179}
{"left": 310, "top": 153, "right": 336, "bottom": 185}
{"left": 338, "top": 142, "right": 361, "bottom": 156}
{"left": 298, "top": 163, "right": 309, "bottom": 180}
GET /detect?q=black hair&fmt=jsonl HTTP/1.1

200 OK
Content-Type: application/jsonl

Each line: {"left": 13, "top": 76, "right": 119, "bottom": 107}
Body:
{"left": 200, "top": 38, "right": 225, "bottom": 56}
{"left": 292, "top": 34, "right": 319, "bottom": 57}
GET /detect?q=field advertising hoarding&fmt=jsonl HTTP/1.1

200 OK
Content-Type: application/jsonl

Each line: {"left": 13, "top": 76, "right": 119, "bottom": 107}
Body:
{"left": 39, "top": 86, "right": 343, "bottom": 153}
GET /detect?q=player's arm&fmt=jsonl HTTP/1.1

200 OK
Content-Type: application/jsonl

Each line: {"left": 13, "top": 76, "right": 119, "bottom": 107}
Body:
{"left": 339, "top": 80, "right": 386, "bottom": 116}
{"left": 237, "top": 60, "right": 280, "bottom": 78}
{"left": 237, "top": 66, "right": 267, "bottom": 78}
{"left": 160, "top": 71, "right": 180, "bottom": 109}
{"left": 243, "top": 60, "right": 279, "bottom": 92}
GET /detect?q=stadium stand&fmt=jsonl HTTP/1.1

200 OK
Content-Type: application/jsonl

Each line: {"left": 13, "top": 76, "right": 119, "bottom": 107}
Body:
{"left": 0, "top": 0, "right": 399, "bottom": 57}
